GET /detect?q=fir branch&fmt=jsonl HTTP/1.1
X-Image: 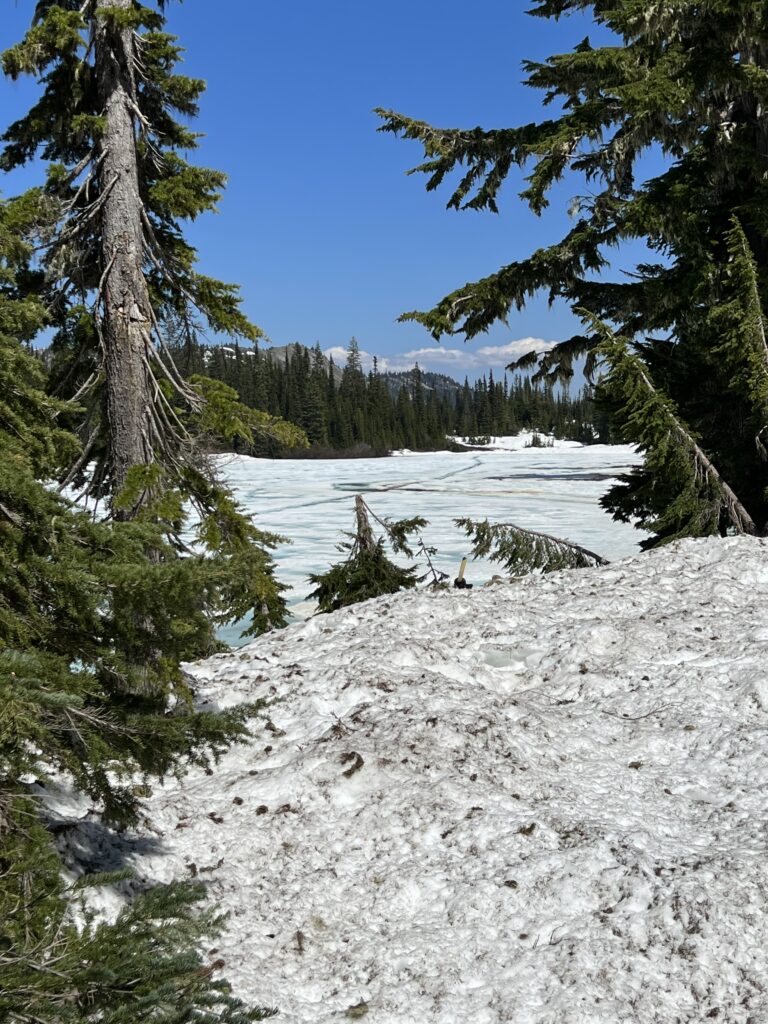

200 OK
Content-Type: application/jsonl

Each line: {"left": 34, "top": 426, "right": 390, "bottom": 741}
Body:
{"left": 377, "top": 4, "right": 768, "bottom": 544}
{"left": 588, "top": 312, "right": 758, "bottom": 537}
{"left": 456, "top": 516, "right": 608, "bottom": 574}
{"left": 719, "top": 219, "right": 768, "bottom": 460}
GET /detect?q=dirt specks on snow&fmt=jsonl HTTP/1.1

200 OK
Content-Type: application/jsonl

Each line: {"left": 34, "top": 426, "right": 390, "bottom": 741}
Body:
{"left": 83, "top": 538, "right": 768, "bottom": 1022}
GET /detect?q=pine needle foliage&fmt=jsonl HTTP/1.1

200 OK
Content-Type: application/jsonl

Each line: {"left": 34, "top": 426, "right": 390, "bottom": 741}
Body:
{"left": 588, "top": 308, "right": 758, "bottom": 544}
{"left": 456, "top": 516, "right": 608, "bottom": 575}
{"left": 709, "top": 219, "right": 768, "bottom": 463}
{"left": 0, "top": 203, "right": 275, "bottom": 1021}
{"left": 1, "top": 0, "right": 307, "bottom": 512}
{"left": 1, "top": 9, "right": 290, "bottom": 1020}
{"left": 0, "top": 240, "right": 245, "bottom": 823}
{"left": 377, "top": 1, "right": 768, "bottom": 543}
{"left": 1, "top": 2, "right": 300, "bottom": 634}
{"left": 0, "top": 804, "right": 276, "bottom": 1024}
{"left": 0, "top": 195, "right": 279, "bottom": 823}
{"left": 308, "top": 495, "right": 425, "bottom": 612}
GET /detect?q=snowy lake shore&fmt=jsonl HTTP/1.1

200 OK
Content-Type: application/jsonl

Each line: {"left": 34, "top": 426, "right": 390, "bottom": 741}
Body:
{"left": 218, "top": 435, "right": 645, "bottom": 630}
{"left": 64, "top": 535, "right": 768, "bottom": 1023}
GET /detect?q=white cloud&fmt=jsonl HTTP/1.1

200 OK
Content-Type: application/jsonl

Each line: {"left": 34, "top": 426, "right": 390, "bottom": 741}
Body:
{"left": 401, "top": 338, "right": 557, "bottom": 372}
{"left": 475, "top": 337, "right": 558, "bottom": 362}
{"left": 324, "top": 346, "right": 353, "bottom": 365}
{"left": 324, "top": 338, "right": 559, "bottom": 377}
{"left": 401, "top": 347, "right": 469, "bottom": 364}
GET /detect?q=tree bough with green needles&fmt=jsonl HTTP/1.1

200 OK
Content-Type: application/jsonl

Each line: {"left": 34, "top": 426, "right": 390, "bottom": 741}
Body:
{"left": 377, "top": 1, "right": 768, "bottom": 545}
{"left": 457, "top": 516, "right": 608, "bottom": 575}
{"left": 2, "top": 0, "right": 306, "bottom": 515}
{"left": 308, "top": 495, "right": 442, "bottom": 612}
{"left": 0, "top": 208, "right": 276, "bottom": 1020}
{"left": 0, "top": 5, "right": 298, "bottom": 1018}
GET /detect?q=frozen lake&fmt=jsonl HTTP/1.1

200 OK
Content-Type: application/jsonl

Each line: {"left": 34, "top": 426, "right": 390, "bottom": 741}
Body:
{"left": 217, "top": 435, "right": 646, "bottom": 635}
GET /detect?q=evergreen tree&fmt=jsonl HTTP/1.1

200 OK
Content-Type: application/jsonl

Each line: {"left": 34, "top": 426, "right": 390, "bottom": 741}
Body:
{"left": 1, "top": 10, "right": 301, "bottom": 1015}
{"left": 377, "top": 1, "right": 768, "bottom": 543}
{"left": 3, "top": 0, "right": 255, "bottom": 503}
{"left": 590, "top": 304, "right": 758, "bottom": 543}
{"left": 2, "top": 3, "right": 305, "bottom": 629}
{"left": 308, "top": 496, "right": 424, "bottom": 612}
{"left": 1, "top": 0, "right": 305, "bottom": 523}
{"left": 338, "top": 337, "right": 367, "bottom": 444}
{"left": 0, "top": 200, "right": 273, "bottom": 1020}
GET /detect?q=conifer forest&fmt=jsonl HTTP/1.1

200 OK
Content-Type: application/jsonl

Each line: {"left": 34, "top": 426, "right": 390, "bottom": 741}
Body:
{"left": 172, "top": 337, "right": 608, "bottom": 455}
{"left": 3, "top": 1, "right": 768, "bottom": 1021}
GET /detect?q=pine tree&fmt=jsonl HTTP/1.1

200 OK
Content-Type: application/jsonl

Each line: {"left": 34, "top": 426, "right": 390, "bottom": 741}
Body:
{"left": 1, "top": 1, "right": 308, "bottom": 527}
{"left": 0, "top": 200, "right": 274, "bottom": 1020}
{"left": 1, "top": 10, "right": 299, "bottom": 1015}
{"left": 2, "top": 3, "right": 306, "bottom": 626}
{"left": 338, "top": 337, "right": 366, "bottom": 445}
{"left": 377, "top": 1, "right": 768, "bottom": 543}
{"left": 3, "top": 1, "right": 257, "bottom": 503}
{"left": 308, "top": 496, "right": 424, "bottom": 612}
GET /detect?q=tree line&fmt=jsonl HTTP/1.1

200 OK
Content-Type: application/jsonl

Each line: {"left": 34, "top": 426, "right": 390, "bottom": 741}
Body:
{"left": 175, "top": 337, "right": 611, "bottom": 455}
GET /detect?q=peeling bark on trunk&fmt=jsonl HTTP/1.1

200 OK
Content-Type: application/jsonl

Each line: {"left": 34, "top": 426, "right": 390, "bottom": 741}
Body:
{"left": 95, "top": 0, "right": 154, "bottom": 513}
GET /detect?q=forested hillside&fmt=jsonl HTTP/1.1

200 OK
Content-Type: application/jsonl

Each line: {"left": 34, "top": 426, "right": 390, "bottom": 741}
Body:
{"left": 173, "top": 337, "right": 609, "bottom": 455}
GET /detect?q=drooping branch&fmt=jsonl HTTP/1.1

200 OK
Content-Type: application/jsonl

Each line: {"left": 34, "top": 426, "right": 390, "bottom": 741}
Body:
{"left": 588, "top": 312, "right": 759, "bottom": 537}
{"left": 456, "top": 516, "right": 608, "bottom": 574}
{"left": 2, "top": 0, "right": 265, "bottom": 513}
{"left": 723, "top": 219, "right": 768, "bottom": 460}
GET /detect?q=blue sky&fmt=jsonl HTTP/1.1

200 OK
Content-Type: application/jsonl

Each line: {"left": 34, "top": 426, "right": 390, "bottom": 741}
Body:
{"left": 2, "top": 1, "right": 625, "bottom": 378}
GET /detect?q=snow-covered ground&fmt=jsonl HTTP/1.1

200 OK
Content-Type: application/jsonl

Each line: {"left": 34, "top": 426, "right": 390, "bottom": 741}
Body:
{"left": 218, "top": 436, "right": 644, "bottom": 628}
{"left": 85, "top": 536, "right": 768, "bottom": 1023}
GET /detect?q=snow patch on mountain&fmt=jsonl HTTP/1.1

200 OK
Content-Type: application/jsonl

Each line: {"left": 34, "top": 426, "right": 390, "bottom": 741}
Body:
{"left": 86, "top": 538, "right": 768, "bottom": 1022}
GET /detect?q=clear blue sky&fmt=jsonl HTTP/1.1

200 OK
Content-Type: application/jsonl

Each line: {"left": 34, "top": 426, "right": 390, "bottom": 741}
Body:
{"left": 2, "top": 1, "right": 623, "bottom": 378}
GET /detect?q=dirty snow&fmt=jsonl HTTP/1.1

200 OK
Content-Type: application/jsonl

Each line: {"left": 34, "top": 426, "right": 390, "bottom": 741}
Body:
{"left": 94, "top": 536, "right": 768, "bottom": 1023}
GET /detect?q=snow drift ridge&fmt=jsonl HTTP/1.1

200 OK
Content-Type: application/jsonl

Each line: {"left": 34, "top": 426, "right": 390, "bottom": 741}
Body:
{"left": 127, "top": 538, "right": 768, "bottom": 1023}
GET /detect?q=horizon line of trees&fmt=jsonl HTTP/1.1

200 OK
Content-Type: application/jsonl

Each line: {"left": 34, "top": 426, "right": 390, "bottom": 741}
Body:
{"left": 171, "top": 337, "right": 612, "bottom": 454}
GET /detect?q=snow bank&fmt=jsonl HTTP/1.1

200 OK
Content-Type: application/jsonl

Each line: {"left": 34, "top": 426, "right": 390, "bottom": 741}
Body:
{"left": 129, "top": 538, "right": 768, "bottom": 1022}
{"left": 448, "top": 433, "right": 584, "bottom": 452}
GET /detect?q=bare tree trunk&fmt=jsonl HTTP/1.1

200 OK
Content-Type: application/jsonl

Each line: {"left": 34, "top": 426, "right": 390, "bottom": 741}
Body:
{"left": 354, "top": 495, "right": 377, "bottom": 555}
{"left": 95, "top": 0, "right": 154, "bottom": 512}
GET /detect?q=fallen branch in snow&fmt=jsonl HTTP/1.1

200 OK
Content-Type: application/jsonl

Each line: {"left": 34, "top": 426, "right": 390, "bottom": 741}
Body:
{"left": 309, "top": 495, "right": 441, "bottom": 612}
{"left": 456, "top": 517, "right": 608, "bottom": 575}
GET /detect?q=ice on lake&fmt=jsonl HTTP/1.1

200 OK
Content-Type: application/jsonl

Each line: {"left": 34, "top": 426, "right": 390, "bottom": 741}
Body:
{"left": 217, "top": 434, "right": 645, "bottom": 640}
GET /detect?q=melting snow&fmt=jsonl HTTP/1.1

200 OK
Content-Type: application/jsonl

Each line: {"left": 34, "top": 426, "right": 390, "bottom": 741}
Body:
{"left": 97, "top": 536, "right": 768, "bottom": 1023}
{"left": 216, "top": 439, "right": 643, "bottom": 628}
